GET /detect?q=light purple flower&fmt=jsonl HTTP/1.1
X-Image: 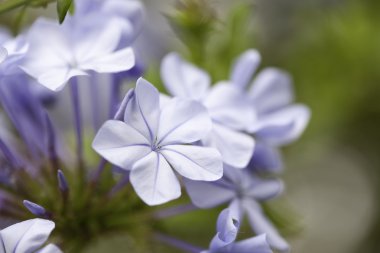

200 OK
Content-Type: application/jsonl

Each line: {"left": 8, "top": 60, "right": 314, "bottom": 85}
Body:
{"left": 93, "top": 78, "right": 223, "bottom": 205}
{"left": 231, "top": 49, "right": 311, "bottom": 172}
{"left": 21, "top": 17, "right": 135, "bottom": 91}
{"left": 161, "top": 53, "right": 255, "bottom": 168}
{"left": 0, "top": 219, "right": 61, "bottom": 253}
{"left": 185, "top": 166, "right": 289, "bottom": 252}
{"left": 202, "top": 208, "right": 272, "bottom": 253}
{"left": 0, "top": 30, "right": 28, "bottom": 76}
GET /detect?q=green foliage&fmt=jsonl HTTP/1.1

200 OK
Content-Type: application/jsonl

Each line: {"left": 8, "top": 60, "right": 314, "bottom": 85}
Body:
{"left": 56, "top": 0, "right": 73, "bottom": 23}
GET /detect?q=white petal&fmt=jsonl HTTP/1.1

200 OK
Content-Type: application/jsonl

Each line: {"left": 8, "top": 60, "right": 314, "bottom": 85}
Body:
{"left": 243, "top": 199, "right": 290, "bottom": 252}
{"left": 37, "top": 244, "right": 62, "bottom": 253}
{"left": 230, "top": 49, "right": 261, "bottom": 90}
{"left": 0, "top": 219, "right": 55, "bottom": 253}
{"left": 92, "top": 120, "right": 151, "bottom": 170}
{"left": 0, "top": 47, "right": 8, "bottom": 64}
{"left": 202, "top": 123, "right": 255, "bottom": 168}
{"left": 249, "top": 68, "right": 294, "bottom": 114}
{"left": 80, "top": 47, "right": 135, "bottom": 73}
{"left": 161, "top": 145, "right": 223, "bottom": 181}
{"left": 124, "top": 78, "right": 160, "bottom": 142}
{"left": 204, "top": 82, "right": 256, "bottom": 130}
{"left": 33, "top": 68, "right": 87, "bottom": 92}
{"left": 247, "top": 178, "right": 284, "bottom": 200}
{"left": 157, "top": 98, "right": 211, "bottom": 146}
{"left": 130, "top": 152, "right": 181, "bottom": 205}
{"left": 73, "top": 18, "right": 123, "bottom": 62}
{"left": 184, "top": 178, "right": 235, "bottom": 208}
{"left": 252, "top": 105, "right": 311, "bottom": 146}
{"left": 161, "top": 52, "right": 210, "bottom": 101}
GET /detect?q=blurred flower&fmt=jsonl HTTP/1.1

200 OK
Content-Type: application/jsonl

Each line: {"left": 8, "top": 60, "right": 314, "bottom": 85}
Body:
{"left": 0, "top": 219, "right": 61, "bottom": 253}
{"left": 202, "top": 208, "right": 272, "bottom": 253}
{"left": 231, "top": 49, "right": 311, "bottom": 173}
{"left": 93, "top": 78, "right": 223, "bottom": 205}
{"left": 185, "top": 166, "right": 288, "bottom": 252}
{"left": 21, "top": 17, "right": 135, "bottom": 91}
{"left": 161, "top": 52, "right": 255, "bottom": 168}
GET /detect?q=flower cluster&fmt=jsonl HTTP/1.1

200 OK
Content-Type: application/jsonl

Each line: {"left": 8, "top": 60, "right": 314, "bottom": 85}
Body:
{"left": 0, "top": 0, "right": 310, "bottom": 252}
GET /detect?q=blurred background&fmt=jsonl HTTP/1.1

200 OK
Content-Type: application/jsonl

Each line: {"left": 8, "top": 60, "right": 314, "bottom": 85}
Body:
{"left": 1, "top": 0, "right": 380, "bottom": 252}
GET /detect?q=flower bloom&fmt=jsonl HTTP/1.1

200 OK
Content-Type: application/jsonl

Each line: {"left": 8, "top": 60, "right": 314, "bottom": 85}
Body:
{"left": 93, "top": 78, "right": 223, "bottom": 205}
{"left": 21, "top": 17, "right": 135, "bottom": 91}
{"left": 161, "top": 53, "right": 255, "bottom": 168}
{"left": 202, "top": 208, "right": 272, "bottom": 253}
{"left": 0, "top": 219, "right": 61, "bottom": 253}
{"left": 230, "top": 49, "right": 311, "bottom": 173}
{"left": 185, "top": 166, "right": 289, "bottom": 252}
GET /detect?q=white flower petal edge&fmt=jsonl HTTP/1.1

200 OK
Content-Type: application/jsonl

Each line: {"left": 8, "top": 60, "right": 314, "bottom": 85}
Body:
{"left": 230, "top": 49, "right": 261, "bottom": 90}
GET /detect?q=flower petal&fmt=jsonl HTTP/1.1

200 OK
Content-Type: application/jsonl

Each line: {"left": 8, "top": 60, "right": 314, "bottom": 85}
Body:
{"left": 204, "top": 82, "right": 256, "bottom": 130}
{"left": 124, "top": 78, "right": 160, "bottom": 142}
{"left": 249, "top": 68, "right": 294, "bottom": 114}
{"left": 92, "top": 120, "right": 151, "bottom": 170}
{"left": 37, "top": 244, "right": 62, "bottom": 253}
{"left": 157, "top": 98, "right": 212, "bottom": 146}
{"left": 80, "top": 47, "right": 135, "bottom": 73}
{"left": 0, "top": 219, "right": 55, "bottom": 253}
{"left": 247, "top": 178, "right": 284, "bottom": 200}
{"left": 230, "top": 49, "right": 261, "bottom": 90}
{"left": 184, "top": 178, "right": 235, "bottom": 208}
{"left": 251, "top": 105, "right": 311, "bottom": 146}
{"left": 216, "top": 200, "right": 243, "bottom": 244}
{"left": 202, "top": 123, "right": 255, "bottom": 168}
{"left": 161, "top": 53, "right": 210, "bottom": 101}
{"left": 130, "top": 152, "right": 181, "bottom": 205}
{"left": 243, "top": 199, "right": 290, "bottom": 252}
{"left": 248, "top": 142, "right": 283, "bottom": 173}
{"left": 161, "top": 145, "right": 223, "bottom": 181}
{"left": 229, "top": 234, "right": 272, "bottom": 253}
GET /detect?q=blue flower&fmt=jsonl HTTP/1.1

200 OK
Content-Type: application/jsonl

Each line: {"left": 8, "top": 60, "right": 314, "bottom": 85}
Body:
{"left": 161, "top": 53, "right": 255, "bottom": 168}
{"left": 231, "top": 49, "right": 311, "bottom": 173}
{"left": 93, "top": 78, "right": 223, "bottom": 205}
{"left": 185, "top": 166, "right": 289, "bottom": 252}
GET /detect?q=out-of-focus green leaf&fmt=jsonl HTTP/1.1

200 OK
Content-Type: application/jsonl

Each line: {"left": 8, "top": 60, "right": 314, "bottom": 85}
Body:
{"left": 57, "top": 0, "right": 73, "bottom": 23}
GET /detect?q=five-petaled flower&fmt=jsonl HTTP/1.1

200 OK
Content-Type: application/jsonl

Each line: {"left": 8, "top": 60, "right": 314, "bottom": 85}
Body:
{"left": 93, "top": 78, "right": 223, "bottom": 205}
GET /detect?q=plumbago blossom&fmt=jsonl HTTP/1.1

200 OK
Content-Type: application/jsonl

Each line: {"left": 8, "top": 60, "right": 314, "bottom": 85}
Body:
{"left": 161, "top": 53, "right": 256, "bottom": 168}
{"left": 0, "top": 0, "right": 311, "bottom": 252}
{"left": 93, "top": 78, "right": 223, "bottom": 205}
{"left": 0, "top": 219, "right": 61, "bottom": 253}
{"left": 202, "top": 208, "right": 272, "bottom": 253}
{"left": 21, "top": 12, "right": 135, "bottom": 91}
{"left": 231, "top": 50, "right": 311, "bottom": 173}
{"left": 185, "top": 166, "right": 289, "bottom": 252}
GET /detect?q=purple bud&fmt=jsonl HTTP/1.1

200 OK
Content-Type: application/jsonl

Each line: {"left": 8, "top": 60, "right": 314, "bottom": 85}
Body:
{"left": 23, "top": 200, "right": 47, "bottom": 217}
{"left": 57, "top": 170, "right": 69, "bottom": 192}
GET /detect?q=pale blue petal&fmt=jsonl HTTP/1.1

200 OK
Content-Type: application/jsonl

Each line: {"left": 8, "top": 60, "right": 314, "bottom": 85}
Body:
{"left": 161, "top": 53, "right": 210, "bottom": 101}
{"left": 204, "top": 82, "right": 256, "bottom": 131}
{"left": 251, "top": 105, "right": 311, "bottom": 146}
{"left": 248, "top": 68, "right": 294, "bottom": 114}
{"left": 248, "top": 143, "right": 283, "bottom": 173}
{"left": 130, "top": 152, "right": 181, "bottom": 205}
{"left": 184, "top": 179, "right": 235, "bottom": 209}
{"left": 230, "top": 49, "right": 261, "bottom": 90}
{"left": 37, "top": 244, "right": 62, "bottom": 253}
{"left": 161, "top": 145, "right": 222, "bottom": 181}
{"left": 228, "top": 234, "right": 272, "bottom": 253}
{"left": 243, "top": 199, "right": 290, "bottom": 252}
{"left": 246, "top": 178, "right": 284, "bottom": 200}
{"left": 157, "top": 98, "right": 212, "bottom": 146}
{"left": 124, "top": 78, "right": 160, "bottom": 142}
{"left": 202, "top": 123, "right": 255, "bottom": 168}
{"left": 0, "top": 219, "right": 55, "bottom": 253}
{"left": 92, "top": 120, "right": 151, "bottom": 170}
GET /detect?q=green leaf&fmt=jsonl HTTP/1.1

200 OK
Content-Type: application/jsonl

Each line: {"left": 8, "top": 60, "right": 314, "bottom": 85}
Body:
{"left": 56, "top": 0, "right": 73, "bottom": 24}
